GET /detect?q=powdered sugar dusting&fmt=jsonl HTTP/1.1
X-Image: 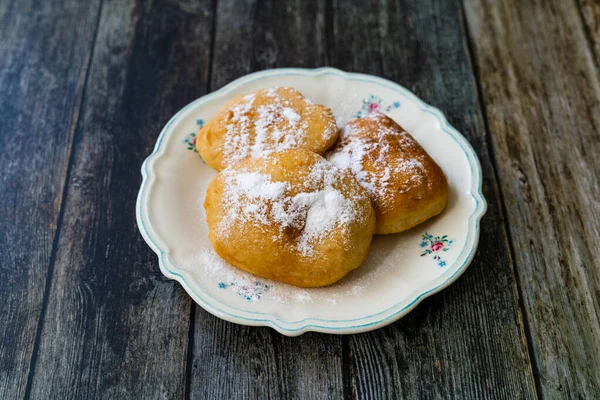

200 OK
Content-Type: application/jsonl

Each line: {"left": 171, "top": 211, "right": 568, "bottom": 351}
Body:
{"left": 327, "top": 113, "right": 426, "bottom": 208}
{"left": 220, "top": 87, "right": 334, "bottom": 164}
{"left": 192, "top": 244, "right": 393, "bottom": 306}
{"left": 216, "top": 158, "right": 368, "bottom": 257}
{"left": 282, "top": 107, "right": 301, "bottom": 124}
{"left": 266, "top": 87, "right": 278, "bottom": 97}
{"left": 294, "top": 187, "right": 354, "bottom": 256}
{"left": 229, "top": 172, "right": 287, "bottom": 200}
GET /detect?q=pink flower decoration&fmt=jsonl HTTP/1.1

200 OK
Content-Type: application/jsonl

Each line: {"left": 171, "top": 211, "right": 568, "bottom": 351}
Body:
{"left": 431, "top": 241, "right": 444, "bottom": 251}
{"left": 368, "top": 102, "right": 380, "bottom": 112}
{"left": 191, "top": 136, "right": 197, "bottom": 145}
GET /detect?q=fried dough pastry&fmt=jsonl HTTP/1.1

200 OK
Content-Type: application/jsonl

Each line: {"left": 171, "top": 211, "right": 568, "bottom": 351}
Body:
{"left": 327, "top": 113, "right": 448, "bottom": 234}
{"left": 204, "top": 148, "right": 376, "bottom": 287}
{"left": 197, "top": 87, "right": 338, "bottom": 171}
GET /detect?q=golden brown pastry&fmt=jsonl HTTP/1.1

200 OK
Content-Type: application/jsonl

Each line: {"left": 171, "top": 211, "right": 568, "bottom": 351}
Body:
{"left": 327, "top": 112, "right": 448, "bottom": 234}
{"left": 197, "top": 87, "right": 338, "bottom": 171}
{"left": 204, "top": 148, "right": 376, "bottom": 287}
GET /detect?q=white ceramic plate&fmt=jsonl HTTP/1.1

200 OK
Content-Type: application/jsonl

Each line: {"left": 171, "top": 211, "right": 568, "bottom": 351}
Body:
{"left": 136, "top": 67, "right": 486, "bottom": 336}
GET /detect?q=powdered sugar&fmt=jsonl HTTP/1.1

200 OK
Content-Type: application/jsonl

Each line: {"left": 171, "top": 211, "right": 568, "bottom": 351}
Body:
{"left": 216, "top": 158, "right": 366, "bottom": 256}
{"left": 265, "top": 87, "right": 278, "bottom": 97}
{"left": 192, "top": 245, "right": 388, "bottom": 306}
{"left": 327, "top": 113, "right": 425, "bottom": 207}
{"left": 294, "top": 187, "right": 354, "bottom": 256}
{"left": 229, "top": 172, "right": 287, "bottom": 200}
{"left": 282, "top": 107, "right": 301, "bottom": 124}
{"left": 220, "top": 87, "right": 334, "bottom": 164}
{"left": 293, "top": 290, "right": 312, "bottom": 303}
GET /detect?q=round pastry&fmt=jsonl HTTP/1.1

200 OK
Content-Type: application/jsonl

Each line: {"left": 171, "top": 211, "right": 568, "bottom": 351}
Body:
{"left": 204, "top": 148, "right": 376, "bottom": 287}
{"left": 327, "top": 112, "right": 448, "bottom": 234}
{"left": 197, "top": 87, "right": 338, "bottom": 171}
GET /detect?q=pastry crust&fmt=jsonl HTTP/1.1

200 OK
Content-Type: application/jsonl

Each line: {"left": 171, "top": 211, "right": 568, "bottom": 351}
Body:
{"left": 327, "top": 113, "right": 448, "bottom": 234}
{"left": 197, "top": 87, "right": 338, "bottom": 171}
{"left": 204, "top": 148, "right": 376, "bottom": 287}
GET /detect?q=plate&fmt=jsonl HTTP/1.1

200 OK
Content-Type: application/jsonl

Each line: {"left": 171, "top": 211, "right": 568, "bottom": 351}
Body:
{"left": 136, "top": 67, "right": 487, "bottom": 336}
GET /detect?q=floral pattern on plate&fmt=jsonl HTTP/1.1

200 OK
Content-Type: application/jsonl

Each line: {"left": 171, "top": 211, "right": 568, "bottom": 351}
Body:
{"left": 184, "top": 119, "right": 204, "bottom": 152}
{"left": 356, "top": 95, "right": 401, "bottom": 118}
{"left": 218, "top": 281, "right": 271, "bottom": 302}
{"left": 420, "top": 233, "right": 454, "bottom": 267}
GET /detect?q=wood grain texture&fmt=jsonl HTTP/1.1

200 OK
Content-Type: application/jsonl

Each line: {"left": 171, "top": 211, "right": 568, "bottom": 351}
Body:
{"left": 28, "top": 0, "right": 213, "bottom": 398}
{"left": 464, "top": 0, "right": 600, "bottom": 397}
{"left": 2, "top": 0, "right": 595, "bottom": 397}
{"left": 578, "top": 0, "right": 600, "bottom": 64}
{"left": 331, "top": 0, "right": 538, "bottom": 398}
{"left": 189, "top": 1, "right": 344, "bottom": 399}
{"left": 192, "top": 320, "right": 345, "bottom": 399}
{"left": 0, "top": 1, "right": 101, "bottom": 398}
{"left": 209, "top": 0, "right": 329, "bottom": 90}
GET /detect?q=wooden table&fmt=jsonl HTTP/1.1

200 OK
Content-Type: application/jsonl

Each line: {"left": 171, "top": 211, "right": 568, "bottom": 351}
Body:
{"left": 1, "top": 0, "right": 599, "bottom": 398}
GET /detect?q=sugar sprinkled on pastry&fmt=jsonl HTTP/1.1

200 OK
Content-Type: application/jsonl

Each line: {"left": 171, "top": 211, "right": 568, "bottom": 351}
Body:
{"left": 327, "top": 112, "right": 448, "bottom": 234}
{"left": 204, "top": 148, "right": 376, "bottom": 287}
{"left": 197, "top": 87, "right": 338, "bottom": 171}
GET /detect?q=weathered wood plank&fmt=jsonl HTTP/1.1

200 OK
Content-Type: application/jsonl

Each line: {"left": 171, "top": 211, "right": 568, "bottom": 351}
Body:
{"left": 28, "top": 0, "right": 214, "bottom": 398}
{"left": 332, "top": 0, "right": 538, "bottom": 398}
{"left": 208, "top": 0, "right": 329, "bottom": 90}
{"left": 189, "top": 1, "right": 345, "bottom": 399}
{"left": 464, "top": 0, "right": 600, "bottom": 397}
{"left": 0, "top": 0, "right": 101, "bottom": 398}
{"left": 578, "top": 0, "right": 600, "bottom": 65}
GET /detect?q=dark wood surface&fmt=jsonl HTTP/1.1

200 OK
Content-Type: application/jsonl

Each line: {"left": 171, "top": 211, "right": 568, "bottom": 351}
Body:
{"left": 0, "top": 0, "right": 598, "bottom": 398}
{"left": 0, "top": 1, "right": 103, "bottom": 398}
{"left": 27, "top": 1, "right": 215, "bottom": 398}
{"left": 333, "top": 1, "right": 536, "bottom": 398}
{"left": 465, "top": 1, "right": 600, "bottom": 397}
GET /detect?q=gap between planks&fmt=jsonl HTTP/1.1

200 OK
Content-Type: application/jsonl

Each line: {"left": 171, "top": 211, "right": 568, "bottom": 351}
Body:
{"left": 457, "top": 1, "right": 542, "bottom": 398}
{"left": 22, "top": 1, "right": 106, "bottom": 398}
{"left": 185, "top": 1, "right": 219, "bottom": 399}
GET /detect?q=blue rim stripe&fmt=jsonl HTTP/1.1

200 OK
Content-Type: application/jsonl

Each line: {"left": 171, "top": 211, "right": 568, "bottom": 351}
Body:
{"left": 136, "top": 67, "right": 487, "bottom": 334}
